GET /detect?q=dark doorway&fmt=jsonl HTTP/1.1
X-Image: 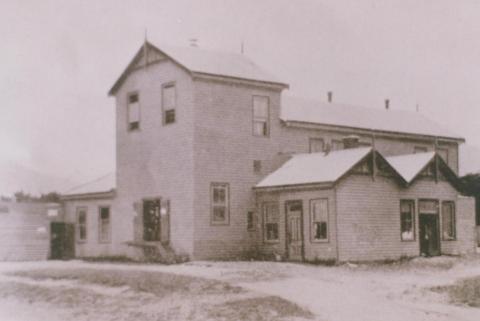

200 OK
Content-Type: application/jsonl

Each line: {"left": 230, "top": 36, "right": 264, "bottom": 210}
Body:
{"left": 50, "top": 222, "right": 75, "bottom": 260}
{"left": 285, "top": 200, "right": 304, "bottom": 261}
{"left": 143, "top": 199, "right": 161, "bottom": 241}
{"left": 419, "top": 214, "right": 440, "bottom": 257}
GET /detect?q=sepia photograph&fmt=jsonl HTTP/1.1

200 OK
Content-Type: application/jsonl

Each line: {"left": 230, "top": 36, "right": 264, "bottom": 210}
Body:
{"left": 1, "top": 0, "right": 480, "bottom": 320}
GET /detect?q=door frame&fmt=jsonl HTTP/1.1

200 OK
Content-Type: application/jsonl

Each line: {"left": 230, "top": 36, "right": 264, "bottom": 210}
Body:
{"left": 284, "top": 200, "right": 305, "bottom": 261}
{"left": 418, "top": 198, "right": 441, "bottom": 257}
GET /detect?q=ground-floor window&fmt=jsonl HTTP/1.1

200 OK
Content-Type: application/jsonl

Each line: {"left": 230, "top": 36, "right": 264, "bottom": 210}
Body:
{"left": 98, "top": 206, "right": 111, "bottom": 243}
{"left": 400, "top": 200, "right": 415, "bottom": 241}
{"left": 76, "top": 207, "right": 87, "bottom": 242}
{"left": 247, "top": 211, "right": 255, "bottom": 231}
{"left": 143, "top": 199, "right": 161, "bottom": 241}
{"left": 210, "top": 183, "right": 229, "bottom": 225}
{"left": 441, "top": 201, "right": 456, "bottom": 240}
{"left": 264, "top": 202, "right": 279, "bottom": 242}
{"left": 310, "top": 199, "right": 328, "bottom": 242}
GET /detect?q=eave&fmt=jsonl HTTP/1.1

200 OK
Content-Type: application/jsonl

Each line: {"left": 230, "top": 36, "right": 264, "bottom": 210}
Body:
{"left": 283, "top": 120, "right": 465, "bottom": 144}
{"left": 60, "top": 190, "right": 116, "bottom": 201}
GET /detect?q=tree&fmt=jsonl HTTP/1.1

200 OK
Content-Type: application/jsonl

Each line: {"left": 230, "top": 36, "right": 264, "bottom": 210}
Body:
{"left": 460, "top": 173, "right": 480, "bottom": 226}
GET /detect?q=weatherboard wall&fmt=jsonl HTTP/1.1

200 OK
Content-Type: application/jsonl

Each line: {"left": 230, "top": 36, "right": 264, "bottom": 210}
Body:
{"left": 255, "top": 188, "right": 338, "bottom": 261}
{"left": 114, "top": 58, "right": 196, "bottom": 257}
{"left": 192, "top": 77, "right": 284, "bottom": 259}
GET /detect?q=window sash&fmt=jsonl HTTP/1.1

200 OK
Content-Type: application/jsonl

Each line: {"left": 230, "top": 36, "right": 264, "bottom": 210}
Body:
{"left": 311, "top": 199, "right": 328, "bottom": 241}
{"left": 163, "top": 84, "right": 176, "bottom": 110}
{"left": 263, "top": 203, "right": 279, "bottom": 241}
{"left": 210, "top": 183, "right": 229, "bottom": 224}
{"left": 98, "top": 207, "right": 110, "bottom": 243}
{"left": 128, "top": 93, "right": 140, "bottom": 126}
{"left": 442, "top": 202, "right": 455, "bottom": 240}
{"left": 253, "top": 96, "right": 269, "bottom": 136}
{"left": 400, "top": 200, "right": 415, "bottom": 241}
{"left": 76, "top": 208, "right": 87, "bottom": 241}
{"left": 309, "top": 138, "right": 324, "bottom": 153}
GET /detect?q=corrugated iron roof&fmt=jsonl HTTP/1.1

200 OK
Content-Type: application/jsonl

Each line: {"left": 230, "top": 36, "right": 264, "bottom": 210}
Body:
{"left": 62, "top": 173, "right": 115, "bottom": 196}
{"left": 386, "top": 152, "right": 436, "bottom": 183}
{"left": 256, "top": 147, "right": 372, "bottom": 188}
{"left": 281, "top": 96, "right": 463, "bottom": 140}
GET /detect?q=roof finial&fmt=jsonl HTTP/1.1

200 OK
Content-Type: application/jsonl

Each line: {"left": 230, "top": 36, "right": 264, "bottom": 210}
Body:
{"left": 143, "top": 28, "right": 148, "bottom": 68}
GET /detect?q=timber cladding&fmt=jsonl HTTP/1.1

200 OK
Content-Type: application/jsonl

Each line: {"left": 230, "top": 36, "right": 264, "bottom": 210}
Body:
{"left": 0, "top": 202, "right": 56, "bottom": 261}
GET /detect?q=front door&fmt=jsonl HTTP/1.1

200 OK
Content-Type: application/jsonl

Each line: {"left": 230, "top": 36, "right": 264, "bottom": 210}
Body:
{"left": 419, "top": 214, "right": 440, "bottom": 257}
{"left": 286, "top": 201, "right": 304, "bottom": 261}
{"left": 50, "top": 222, "right": 75, "bottom": 260}
{"left": 143, "top": 199, "right": 161, "bottom": 241}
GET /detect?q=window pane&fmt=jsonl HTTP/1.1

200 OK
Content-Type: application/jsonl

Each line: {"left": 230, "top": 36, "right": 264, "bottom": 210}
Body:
{"left": 128, "top": 101, "right": 140, "bottom": 122}
{"left": 213, "top": 187, "right": 226, "bottom": 204}
{"left": 309, "top": 138, "right": 324, "bottom": 153}
{"left": 163, "top": 85, "right": 176, "bottom": 110}
{"left": 265, "top": 203, "right": 279, "bottom": 223}
{"left": 253, "top": 121, "right": 266, "bottom": 136}
{"left": 78, "top": 211, "right": 86, "bottom": 224}
{"left": 247, "top": 211, "right": 254, "bottom": 230}
{"left": 266, "top": 223, "right": 278, "bottom": 240}
{"left": 400, "top": 201, "right": 415, "bottom": 241}
{"left": 419, "top": 200, "right": 437, "bottom": 213}
{"left": 213, "top": 206, "right": 226, "bottom": 222}
{"left": 331, "top": 140, "right": 343, "bottom": 151}
{"left": 165, "top": 109, "right": 175, "bottom": 124}
{"left": 253, "top": 96, "right": 268, "bottom": 118}
{"left": 314, "top": 222, "right": 327, "bottom": 239}
{"left": 100, "top": 207, "right": 109, "bottom": 220}
{"left": 311, "top": 199, "right": 328, "bottom": 240}
{"left": 442, "top": 202, "right": 455, "bottom": 239}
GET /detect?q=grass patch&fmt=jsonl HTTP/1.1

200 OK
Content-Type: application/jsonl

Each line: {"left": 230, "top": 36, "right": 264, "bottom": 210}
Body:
{"left": 208, "top": 296, "right": 314, "bottom": 321}
{"left": 432, "top": 276, "right": 480, "bottom": 307}
{"left": 10, "top": 268, "right": 243, "bottom": 297}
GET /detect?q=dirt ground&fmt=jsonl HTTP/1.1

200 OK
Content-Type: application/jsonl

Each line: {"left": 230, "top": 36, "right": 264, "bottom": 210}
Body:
{"left": 1, "top": 255, "right": 480, "bottom": 321}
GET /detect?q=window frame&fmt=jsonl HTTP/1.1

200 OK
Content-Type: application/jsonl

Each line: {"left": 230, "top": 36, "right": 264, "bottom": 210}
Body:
{"left": 441, "top": 201, "right": 456, "bottom": 241}
{"left": 414, "top": 146, "right": 428, "bottom": 153}
{"left": 400, "top": 199, "right": 416, "bottom": 242}
{"left": 127, "top": 91, "right": 141, "bottom": 132}
{"left": 263, "top": 202, "right": 280, "bottom": 243}
{"left": 252, "top": 95, "right": 270, "bottom": 137}
{"left": 76, "top": 206, "right": 88, "bottom": 243}
{"left": 310, "top": 198, "right": 329, "bottom": 243}
{"left": 309, "top": 137, "right": 325, "bottom": 153}
{"left": 247, "top": 210, "right": 256, "bottom": 231}
{"left": 331, "top": 139, "right": 344, "bottom": 151}
{"left": 162, "top": 82, "right": 177, "bottom": 125}
{"left": 98, "top": 206, "right": 111, "bottom": 244}
{"left": 437, "top": 148, "right": 449, "bottom": 165}
{"left": 210, "top": 182, "right": 230, "bottom": 226}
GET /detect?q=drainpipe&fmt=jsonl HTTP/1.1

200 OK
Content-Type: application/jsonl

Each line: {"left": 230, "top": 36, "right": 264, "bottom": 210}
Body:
{"left": 333, "top": 186, "right": 340, "bottom": 263}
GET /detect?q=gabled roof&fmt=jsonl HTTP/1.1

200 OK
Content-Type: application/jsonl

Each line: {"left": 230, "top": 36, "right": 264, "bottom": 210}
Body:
{"left": 281, "top": 96, "right": 463, "bottom": 141}
{"left": 61, "top": 173, "right": 116, "bottom": 198}
{"left": 255, "top": 147, "right": 372, "bottom": 189}
{"left": 386, "top": 152, "right": 462, "bottom": 190}
{"left": 386, "top": 152, "right": 436, "bottom": 183}
{"left": 109, "top": 41, "right": 288, "bottom": 95}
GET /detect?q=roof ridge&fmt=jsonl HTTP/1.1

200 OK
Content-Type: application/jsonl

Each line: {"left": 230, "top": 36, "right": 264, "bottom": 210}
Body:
{"left": 64, "top": 172, "right": 114, "bottom": 194}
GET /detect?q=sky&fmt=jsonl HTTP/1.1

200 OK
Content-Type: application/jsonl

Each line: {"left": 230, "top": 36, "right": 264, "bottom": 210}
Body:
{"left": 1, "top": 0, "right": 480, "bottom": 189}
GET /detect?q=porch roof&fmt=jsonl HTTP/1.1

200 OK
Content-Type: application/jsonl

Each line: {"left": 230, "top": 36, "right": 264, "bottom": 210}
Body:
{"left": 61, "top": 172, "right": 116, "bottom": 199}
{"left": 255, "top": 147, "right": 372, "bottom": 189}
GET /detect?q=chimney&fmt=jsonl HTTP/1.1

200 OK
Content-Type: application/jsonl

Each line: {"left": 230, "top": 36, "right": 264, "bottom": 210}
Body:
{"left": 342, "top": 135, "right": 360, "bottom": 149}
{"left": 189, "top": 38, "right": 198, "bottom": 47}
{"left": 385, "top": 99, "right": 390, "bottom": 110}
{"left": 327, "top": 91, "right": 333, "bottom": 103}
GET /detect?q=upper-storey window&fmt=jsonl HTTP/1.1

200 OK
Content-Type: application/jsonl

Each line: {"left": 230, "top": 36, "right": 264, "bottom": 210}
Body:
{"left": 211, "top": 183, "right": 229, "bottom": 225}
{"left": 162, "top": 83, "right": 176, "bottom": 125}
{"left": 331, "top": 139, "right": 344, "bottom": 151}
{"left": 127, "top": 93, "right": 140, "bottom": 131}
{"left": 414, "top": 146, "right": 428, "bottom": 153}
{"left": 437, "top": 148, "right": 449, "bottom": 165}
{"left": 309, "top": 138, "right": 324, "bottom": 153}
{"left": 253, "top": 96, "right": 269, "bottom": 136}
